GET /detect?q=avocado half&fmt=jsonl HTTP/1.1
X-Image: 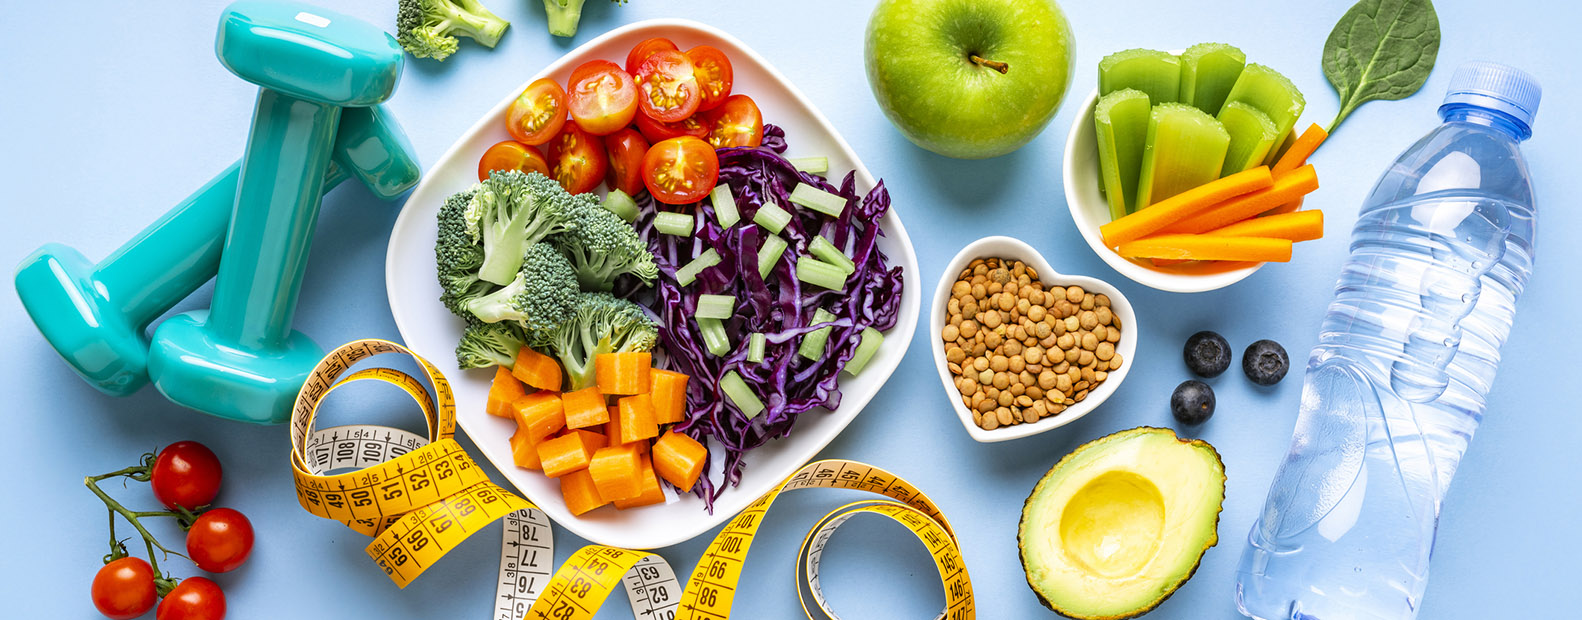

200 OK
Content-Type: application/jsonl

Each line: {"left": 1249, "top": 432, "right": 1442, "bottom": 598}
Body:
{"left": 1018, "top": 427, "right": 1226, "bottom": 619}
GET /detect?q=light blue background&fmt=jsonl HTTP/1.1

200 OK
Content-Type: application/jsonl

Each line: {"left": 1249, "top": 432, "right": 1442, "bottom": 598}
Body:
{"left": 3, "top": 1, "right": 1577, "bottom": 618}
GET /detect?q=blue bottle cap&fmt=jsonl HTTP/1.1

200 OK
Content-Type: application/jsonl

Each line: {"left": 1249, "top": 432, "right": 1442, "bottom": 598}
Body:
{"left": 1442, "top": 61, "right": 1541, "bottom": 130}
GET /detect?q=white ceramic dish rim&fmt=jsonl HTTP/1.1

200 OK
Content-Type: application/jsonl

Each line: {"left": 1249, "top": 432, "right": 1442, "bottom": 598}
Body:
{"left": 384, "top": 18, "right": 921, "bottom": 549}
{"left": 929, "top": 236, "right": 1138, "bottom": 443}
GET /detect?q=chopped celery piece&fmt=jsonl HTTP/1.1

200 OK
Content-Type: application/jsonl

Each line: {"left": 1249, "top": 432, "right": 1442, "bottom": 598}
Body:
{"left": 747, "top": 333, "right": 766, "bottom": 364}
{"left": 753, "top": 201, "right": 793, "bottom": 234}
{"left": 600, "top": 189, "right": 638, "bottom": 222}
{"left": 1179, "top": 43, "right": 1246, "bottom": 115}
{"left": 654, "top": 211, "right": 695, "bottom": 236}
{"left": 696, "top": 294, "right": 736, "bottom": 319}
{"left": 808, "top": 235, "right": 856, "bottom": 274}
{"left": 843, "top": 327, "right": 884, "bottom": 375}
{"left": 675, "top": 248, "right": 721, "bottom": 286}
{"left": 710, "top": 183, "right": 740, "bottom": 228}
{"left": 1217, "top": 102, "right": 1279, "bottom": 176}
{"left": 1223, "top": 63, "right": 1305, "bottom": 165}
{"left": 796, "top": 257, "right": 848, "bottom": 290}
{"left": 697, "top": 317, "right": 731, "bottom": 356}
{"left": 758, "top": 235, "right": 789, "bottom": 279}
{"left": 1098, "top": 49, "right": 1180, "bottom": 104}
{"left": 798, "top": 308, "right": 838, "bottom": 360}
{"left": 1134, "top": 103, "right": 1230, "bottom": 210}
{"left": 788, "top": 156, "right": 829, "bottom": 174}
{"left": 1094, "top": 89, "right": 1152, "bottom": 220}
{"left": 788, "top": 183, "right": 847, "bottom": 217}
{"left": 720, "top": 370, "right": 765, "bottom": 419}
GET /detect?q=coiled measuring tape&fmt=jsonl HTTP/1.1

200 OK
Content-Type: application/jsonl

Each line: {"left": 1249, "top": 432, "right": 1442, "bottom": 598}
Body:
{"left": 290, "top": 339, "right": 974, "bottom": 619}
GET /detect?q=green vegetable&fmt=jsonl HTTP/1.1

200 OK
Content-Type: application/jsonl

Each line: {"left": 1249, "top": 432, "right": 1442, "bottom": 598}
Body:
{"left": 1094, "top": 89, "right": 1151, "bottom": 220}
{"left": 554, "top": 200, "right": 659, "bottom": 291}
{"left": 788, "top": 157, "right": 829, "bottom": 174}
{"left": 465, "top": 170, "right": 578, "bottom": 286}
{"left": 463, "top": 242, "right": 578, "bottom": 337}
{"left": 1223, "top": 64, "right": 1305, "bottom": 165}
{"left": 697, "top": 317, "right": 730, "bottom": 357}
{"left": 1098, "top": 49, "right": 1180, "bottom": 104}
{"left": 808, "top": 236, "right": 856, "bottom": 275}
{"left": 720, "top": 370, "right": 765, "bottom": 419}
{"left": 757, "top": 235, "right": 789, "bottom": 279}
{"left": 601, "top": 189, "right": 638, "bottom": 222}
{"left": 435, "top": 188, "right": 491, "bottom": 318}
{"left": 396, "top": 0, "right": 510, "bottom": 61}
{"left": 541, "top": 0, "right": 630, "bottom": 38}
{"left": 1323, "top": 0, "right": 1441, "bottom": 133}
{"left": 1217, "top": 102, "right": 1279, "bottom": 176}
{"left": 551, "top": 292, "right": 657, "bottom": 390}
{"left": 710, "top": 184, "right": 740, "bottom": 228}
{"left": 843, "top": 327, "right": 884, "bottom": 375}
{"left": 654, "top": 212, "right": 695, "bottom": 237}
{"left": 1134, "top": 103, "right": 1230, "bottom": 211}
{"left": 454, "top": 321, "right": 527, "bottom": 369}
{"left": 675, "top": 248, "right": 721, "bottom": 286}
{"left": 1178, "top": 43, "right": 1245, "bottom": 114}
{"left": 796, "top": 257, "right": 849, "bottom": 290}
{"left": 696, "top": 294, "right": 736, "bottom": 320}
{"left": 798, "top": 308, "right": 838, "bottom": 360}
{"left": 753, "top": 202, "right": 793, "bottom": 234}
{"left": 788, "top": 183, "right": 847, "bottom": 217}
{"left": 747, "top": 333, "right": 766, "bottom": 364}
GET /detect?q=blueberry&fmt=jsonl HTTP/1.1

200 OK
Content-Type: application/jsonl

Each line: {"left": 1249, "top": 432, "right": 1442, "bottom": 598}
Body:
{"left": 1183, "top": 331, "right": 1232, "bottom": 377}
{"left": 1243, "top": 339, "right": 1289, "bottom": 385}
{"left": 1171, "top": 380, "right": 1216, "bottom": 425}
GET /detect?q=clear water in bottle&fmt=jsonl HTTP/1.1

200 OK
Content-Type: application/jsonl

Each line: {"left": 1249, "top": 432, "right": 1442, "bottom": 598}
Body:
{"left": 1235, "top": 63, "right": 1541, "bottom": 620}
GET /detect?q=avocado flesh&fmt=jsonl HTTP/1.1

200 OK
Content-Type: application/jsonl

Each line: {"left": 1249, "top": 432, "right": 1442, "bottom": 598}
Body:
{"left": 1018, "top": 427, "right": 1226, "bottom": 620}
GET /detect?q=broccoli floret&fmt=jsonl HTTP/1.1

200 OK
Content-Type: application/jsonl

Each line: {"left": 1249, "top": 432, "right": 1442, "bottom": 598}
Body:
{"left": 551, "top": 292, "right": 657, "bottom": 390}
{"left": 462, "top": 243, "right": 578, "bottom": 344}
{"left": 436, "top": 187, "right": 492, "bottom": 318}
{"left": 541, "top": 0, "right": 629, "bottom": 38}
{"left": 468, "top": 170, "right": 581, "bottom": 285}
{"left": 554, "top": 203, "right": 659, "bottom": 290}
{"left": 455, "top": 321, "right": 528, "bottom": 369}
{"left": 397, "top": 0, "right": 510, "bottom": 61}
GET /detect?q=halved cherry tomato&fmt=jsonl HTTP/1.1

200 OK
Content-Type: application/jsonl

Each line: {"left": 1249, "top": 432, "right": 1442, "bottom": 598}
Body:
{"left": 603, "top": 128, "right": 650, "bottom": 196}
{"left": 478, "top": 141, "right": 550, "bottom": 181}
{"left": 625, "top": 37, "right": 678, "bottom": 75}
{"left": 545, "top": 123, "right": 608, "bottom": 195}
{"left": 686, "top": 46, "right": 734, "bottom": 112}
{"left": 706, "top": 94, "right": 764, "bottom": 148}
{"left": 567, "top": 60, "right": 638, "bottom": 136}
{"left": 642, "top": 136, "right": 719, "bottom": 205}
{"left": 505, "top": 78, "right": 567, "bottom": 146}
{"left": 633, "top": 50, "right": 701, "bottom": 123}
{"left": 634, "top": 112, "right": 710, "bottom": 144}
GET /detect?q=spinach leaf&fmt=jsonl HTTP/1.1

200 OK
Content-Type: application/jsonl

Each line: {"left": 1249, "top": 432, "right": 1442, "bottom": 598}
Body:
{"left": 1323, "top": 0, "right": 1441, "bottom": 132}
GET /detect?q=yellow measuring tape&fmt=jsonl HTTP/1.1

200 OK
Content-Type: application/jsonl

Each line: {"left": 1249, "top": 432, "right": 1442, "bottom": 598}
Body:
{"left": 290, "top": 339, "right": 974, "bottom": 619}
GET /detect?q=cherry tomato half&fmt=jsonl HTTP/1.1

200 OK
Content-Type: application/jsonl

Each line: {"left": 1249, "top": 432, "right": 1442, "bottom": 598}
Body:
{"left": 505, "top": 77, "right": 567, "bottom": 146}
{"left": 603, "top": 128, "right": 650, "bottom": 196}
{"left": 478, "top": 141, "right": 550, "bottom": 181}
{"left": 642, "top": 136, "right": 719, "bottom": 205}
{"left": 567, "top": 60, "right": 638, "bottom": 136}
{"left": 625, "top": 37, "right": 678, "bottom": 75}
{"left": 706, "top": 94, "right": 765, "bottom": 148}
{"left": 546, "top": 123, "right": 608, "bottom": 195}
{"left": 634, "top": 50, "right": 701, "bottom": 123}
{"left": 151, "top": 441, "right": 221, "bottom": 511}
{"left": 187, "top": 508, "right": 255, "bottom": 574}
{"left": 686, "top": 45, "right": 734, "bottom": 112}
{"left": 634, "top": 112, "right": 710, "bottom": 144}
{"left": 92, "top": 557, "right": 157, "bottom": 620}
{"left": 156, "top": 577, "right": 225, "bottom": 620}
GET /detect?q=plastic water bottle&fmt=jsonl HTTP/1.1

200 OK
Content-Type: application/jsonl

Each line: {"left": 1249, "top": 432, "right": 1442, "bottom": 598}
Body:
{"left": 1234, "top": 63, "right": 1541, "bottom": 620}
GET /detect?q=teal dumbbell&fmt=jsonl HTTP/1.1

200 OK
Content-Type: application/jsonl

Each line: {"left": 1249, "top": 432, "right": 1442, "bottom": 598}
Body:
{"left": 14, "top": 105, "right": 419, "bottom": 397}
{"left": 147, "top": 2, "right": 407, "bottom": 424}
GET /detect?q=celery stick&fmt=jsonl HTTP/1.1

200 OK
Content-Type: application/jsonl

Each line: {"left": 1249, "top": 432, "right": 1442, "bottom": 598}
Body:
{"left": 1094, "top": 89, "right": 1152, "bottom": 220}
{"left": 757, "top": 235, "right": 788, "bottom": 279}
{"left": 1098, "top": 49, "right": 1181, "bottom": 104}
{"left": 720, "top": 371, "right": 764, "bottom": 419}
{"left": 788, "top": 156, "right": 829, "bottom": 174}
{"left": 808, "top": 235, "right": 856, "bottom": 274}
{"left": 697, "top": 317, "right": 730, "bottom": 356}
{"left": 1178, "top": 43, "right": 1245, "bottom": 115}
{"left": 753, "top": 202, "right": 792, "bottom": 234}
{"left": 1134, "top": 103, "right": 1230, "bottom": 210}
{"left": 789, "top": 183, "right": 847, "bottom": 217}
{"left": 676, "top": 248, "right": 721, "bottom": 286}
{"left": 601, "top": 189, "right": 638, "bottom": 222}
{"left": 710, "top": 183, "right": 740, "bottom": 228}
{"left": 747, "top": 333, "right": 766, "bottom": 364}
{"left": 1217, "top": 102, "right": 1279, "bottom": 176}
{"left": 696, "top": 294, "right": 735, "bottom": 319}
{"left": 843, "top": 327, "right": 884, "bottom": 375}
{"left": 654, "top": 211, "right": 695, "bottom": 236}
{"left": 798, "top": 308, "right": 837, "bottom": 360}
{"left": 796, "top": 258, "right": 848, "bottom": 290}
{"left": 1223, "top": 63, "right": 1305, "bottom": 165}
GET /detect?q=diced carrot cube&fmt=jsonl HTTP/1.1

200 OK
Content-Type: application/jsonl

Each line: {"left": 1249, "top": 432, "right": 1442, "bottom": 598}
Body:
{"left": 614, "top": 456, "right": 667, "bottom": 509}
{"left": 617, "top": 393, "right": 659, "bottom": 444}
{"left": 652, "top": 431, "right": 708, "bottom": 493}
{"left": 487, "top": 366, "right": 527, "bottom": 418}
{"left": 587, "top": 444, "right": 643, "bottom": 501}
{"left": 560, "top": 469, "right": 607, "bottom": 516}
{"left": 511, "top": 346, "right": 562, "bottom": 391}
{"left": 595, "top": 352, "right": 651, "bottom": 395}
{"left": 537, "top": 432, "right": 599, "bottom": 478}
{"left": 509, "top": 424, "right": 543, "bottom": 470}
{"left": 511, "top": 392, "right": 564, "bottom": 442}
{"left": 649, "top": 369, "right": 689, "bottom": 425}
{"left": 562, "top": 386, "right": 609, "bottom": 429}
{"left": 605, "top": 406, "right": 624, "bottom": 444}
{"left": 574, "top": 429, "right": 608, "bottom": 453}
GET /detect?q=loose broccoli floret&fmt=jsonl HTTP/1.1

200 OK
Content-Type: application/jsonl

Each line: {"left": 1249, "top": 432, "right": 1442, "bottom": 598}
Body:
{"left": 551, "top": 292, "right": 658, "bottom": 390}
{"left": 463, "top": 243, "right": 579, "bottom": 343}
{"left": 541, "top": 0, "right": 629, "bottom": 38}
{"left": 397, "top": 0, "right": 510, "bottom": 61}
{"left": 468, "top": 170, "right": 581, "bottom": 285}
{"left": 455, "top": 321, "right": 528, "bottom": 369}
{"left": 554, "top": 203, "right": 659, "bottom": 291}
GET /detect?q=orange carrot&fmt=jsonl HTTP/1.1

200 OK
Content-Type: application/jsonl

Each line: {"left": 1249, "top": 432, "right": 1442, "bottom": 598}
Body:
{"left": 560, "top": 469, "right": 607, "bottom": 516}
{"left": 561, "top": 386, "right": 609, "bottom": 429}
{"left": 486, "top": 366, "right": 526, "bottom": 418}
{"left": 1100, "top": 166, "right": 1274, "bottom": 247}
{"left": 509, "top": 424, "right": 544, "bottom": 470}
{"left": 537, "top": 431, "right": 600, "bottom": 478}
{"left": 1204, "top": 210, "right": 1323, "bottom": 241}
{"left": 574, "top": 429, "right": 608, "bottom": 453}
{"left": 595, "top": 352, "right": 651, "bottom": 395}
{"left": 652, "top": 431, "right": 708, "bottom": 493}
{"left": 1160, "top": 165, "right": 1319, "bottom": 235}
{"left": 587, "top": 444, "right": 643, "bottom": 501}
{"left": 603, "top": 406, "right": 623, "bottom": 445}
{"left": 1272, "top": 124, "right": 1328, "bottom": 176}
{"left": 1118, "top": 235, "right": 1293, "bottom": 263}
{"left": 1264, "top": 195, "right": 1304, "bottom": 216}
{"left": 613, "top": 457, "right": 667, "bottom": 509}
{"left": 617, "top": 393, "right": 659, "bottom": 444}
{"left": 511, "top": 346, "right": 562, "bottom": 392}
{"left": 649, "top": 369, "right": 690, "bottom": 425}
{"left": 511, "top": 392, "right": 564, "bottom": 442}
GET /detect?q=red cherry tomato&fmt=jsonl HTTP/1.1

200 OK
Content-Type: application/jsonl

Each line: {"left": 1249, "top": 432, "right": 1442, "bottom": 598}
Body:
{"left": 505, "top": 78, "right": 567, "bottom": 146}
{"left": 92, "top": 557, "right": 157, "bottom": 620}
{"left": 633, "top": 50, "right": 701, "bottom": 123}
{"left": 686, "top": 45, "right": 734, "bottom": 112}
{"left": 706, "top": 94, "right": 765, "bottom": 148}
{"left": 625, "top": 37, "right": 678, "bottom": 75}
{"left": 603, "top": 128, "right": 650, "bottom": 196}
{"left": 634, "top": 112, "right": 710, "bottom": 144}
{"left": 151, "top": 441, "right": 221, "bottom": 511}
{"left": 477, "top": 141, "right": 550, "bottom": 181}
{"left": 545, "top": 123, "right": 608, "bottom": 195}
{"left": 642, "top": 137, "right": 719, "bottom": 205}
{"left": 156, "top": 577, "right": 225, "bottom": 620}
{"left": 566, "top": 60, "right": 638, "bottom": 136}
{"left": 186, "top": 508, "right": 255, "bottom": 574}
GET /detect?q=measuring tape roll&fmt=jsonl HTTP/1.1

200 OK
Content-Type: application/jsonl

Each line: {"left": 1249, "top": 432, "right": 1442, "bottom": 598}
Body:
{"left": 290, "top": 339, "right": 974, "bottom": 619}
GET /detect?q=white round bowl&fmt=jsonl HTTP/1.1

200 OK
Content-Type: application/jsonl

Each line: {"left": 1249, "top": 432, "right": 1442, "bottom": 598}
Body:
{"left": 1062, "top": 88, "right": 1265, "bottom": 293}
{"left": 930, "top": 236, "right": 1139, "bottom": 443}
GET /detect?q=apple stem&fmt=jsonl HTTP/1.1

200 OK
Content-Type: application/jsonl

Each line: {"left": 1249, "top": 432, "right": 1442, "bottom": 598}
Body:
{"left": 969, "top": 54, "right": 1009, "bottom": 74}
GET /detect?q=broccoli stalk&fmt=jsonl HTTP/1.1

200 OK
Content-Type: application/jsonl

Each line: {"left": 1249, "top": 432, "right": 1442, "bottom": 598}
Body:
{"left": 462, "top": 243, "right": 580, "bottom": 344}
{"left": 397, "top": 0, "right": 510, "bottom": 61}
{"left": 541, "top": 0, "right": 629, "bottom": 38}
{"left": 552, "top": 292, "right": 657, "bottom": 390}
{"left": 467, "top": 170, "right": 584, "bottom": 286}
{"left": 455, "top": 321, "right": 528, "bottom": 369}
{"left": 554, "top": 203, "right": 659, "bottom": 291}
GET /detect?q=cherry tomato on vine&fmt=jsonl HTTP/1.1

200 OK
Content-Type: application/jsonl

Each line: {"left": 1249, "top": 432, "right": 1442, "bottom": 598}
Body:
{"left": 151, "top": 441, "right": 221, "bottom": 511}
{"left": 567, "top": 60, "right": 638, "bottom": 136}
{"left": 186, "top": 508, "right": 255, "bottom": 574}
{"left": 686, "top": 45, "right": 734, "bottom": 112}
{"left": 625, "top": 37, "right": 678, "bottom": 75}
{"left": 642, "top": 136, "right": 719, "bottom": 205}
{"left": 478, "top": 141, "right": 550, "bottom": 181}
{"left": 92, "top": 557, "right": 157, "bottom": 620}
{"left": 603, "top": 128, "right": 650, "bottom": 197}
{"left": 545, "top": 123, "right": 608, "bottom": 195}
{"left": 633, "top": 50, "right": 701, "bottom": 123}
{"left": 156, "top": 577, "right": 225, "bottom": 620}
{"left": 505, "top": 78, "right": 567, "bottom": 146}
{"left": 705, "top": 94, "right": 765, "bottom": 148}
{"left": 634, "top": 112, "right": 709, "bottom": 144}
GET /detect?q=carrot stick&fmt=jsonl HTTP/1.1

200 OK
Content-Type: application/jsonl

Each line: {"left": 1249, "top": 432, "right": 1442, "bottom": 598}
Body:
{"left": 1118, "top": 235, "right": 1293, "bottom": 263}
{"left": 1263, "top": 195, "right": 1304, "bottom": 216}
{"left": 1204, "top": 210, "right": 1324, "bottom": 241}
{"left": 1160, "top": 165, "right": 1319, "bottom": 235}
{"left": 1272, "top": 124, "right": 1328, "bottom": 176}
{"left": 511, "top": 346, "right": 562, "bottom": 392}
{"left": 1100, "top": 166, "right": 1273, "bottom": 247}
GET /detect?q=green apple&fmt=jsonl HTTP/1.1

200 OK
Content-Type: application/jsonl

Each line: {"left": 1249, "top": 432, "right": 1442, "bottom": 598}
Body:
{"left": 865, "top": 0, "right": 1075, "bottom": 159}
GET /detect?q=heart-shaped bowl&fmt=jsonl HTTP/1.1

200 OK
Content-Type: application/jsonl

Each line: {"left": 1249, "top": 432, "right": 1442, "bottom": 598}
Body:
{"left": 930, "top": 236, "right": 1139, "bottom": 443}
